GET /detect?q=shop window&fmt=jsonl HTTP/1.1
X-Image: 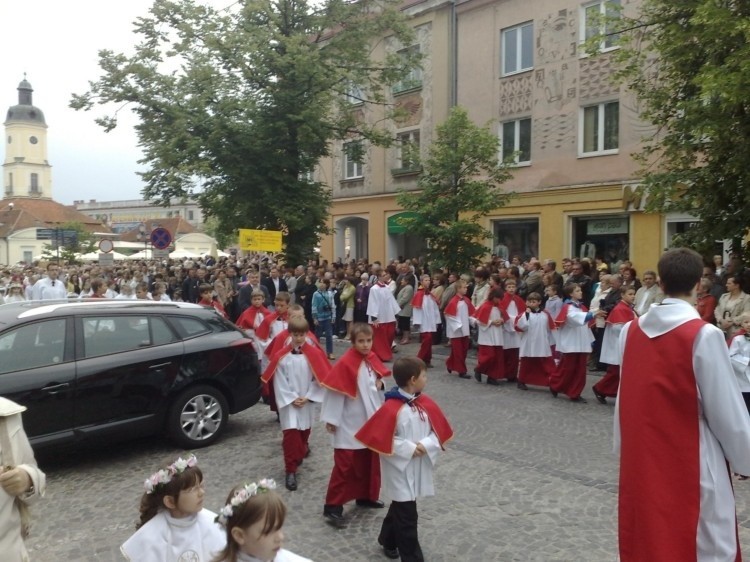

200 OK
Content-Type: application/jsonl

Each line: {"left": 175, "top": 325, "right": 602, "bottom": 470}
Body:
{"left": 572, "top": 215, "right": 629, "bottom": 272}
{"left": 493, "top": 218, "right": 539, "bottom": 262}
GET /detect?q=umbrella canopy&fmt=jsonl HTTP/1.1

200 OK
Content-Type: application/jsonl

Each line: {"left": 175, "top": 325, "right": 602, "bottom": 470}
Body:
{"left": 78, "top": 251, "right": 129, "bottom": 262}
{"left": 125, "top": 249, "right": 154, "bottom": 260}
{"left": 169, "top": 249, "right": 200, "bottom": 259}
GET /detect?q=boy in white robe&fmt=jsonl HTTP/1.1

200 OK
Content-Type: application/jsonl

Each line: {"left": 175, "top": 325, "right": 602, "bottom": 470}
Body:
{"left": 261, "top": 317, "right": 329, "bottom": 492}
{"left": 515, "top": 292, "right": 555, "bottom": 390}
{"left": 411, "top": 275, "right": 442, "bottom": 368}
{"left": 356, "top": 357, "right": 453, "bottom": 561}
{"left": 444, "top": 280, "right": 474, "bottom": 378}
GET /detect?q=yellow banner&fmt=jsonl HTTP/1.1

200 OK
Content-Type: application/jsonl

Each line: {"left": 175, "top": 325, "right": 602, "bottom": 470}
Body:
{"left": 238, "top": 229, "right": 283, "bottom": 252}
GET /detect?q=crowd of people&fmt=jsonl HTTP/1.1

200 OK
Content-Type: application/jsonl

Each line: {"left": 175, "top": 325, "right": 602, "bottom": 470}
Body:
{"left": 4, "top": 248, "right": 750, "bottom": 561}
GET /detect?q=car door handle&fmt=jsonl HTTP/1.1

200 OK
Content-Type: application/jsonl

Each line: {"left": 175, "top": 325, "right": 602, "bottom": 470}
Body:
{"left": 41, "top": 383, "right": 70, "bottom": 394}
{"left": 149, "top": 362, "right": 172, "bottom": 370}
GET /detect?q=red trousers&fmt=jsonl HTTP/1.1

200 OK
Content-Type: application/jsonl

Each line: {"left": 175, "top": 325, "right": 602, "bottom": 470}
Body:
{"left": 549, "top": 352, "right": 588, "bottom": 400}
{"left": 446, "top": 336, "right": 469, "bottom": 375}
{"left": 325, "top": 448, "right": 381, "bottom": 506}
{"left": 518, "top": 357, "right": 554, "bottom": 387}
{"left": 593, "top": 364, "right": 620, "bottom": 397}
{"left": 503, "top": 347, "right": 520, "bottom": 381}
{"left": 372, "top": 322, "right": 396, "bottom": 362}
{"left": 475, "top": 345, "right": 504, "bottom": 380}
{"left": 417, "top": 331, "right": 434, "bottom": 364}
{"left": 282, "top": 428, "right": 310, "bottom": 473}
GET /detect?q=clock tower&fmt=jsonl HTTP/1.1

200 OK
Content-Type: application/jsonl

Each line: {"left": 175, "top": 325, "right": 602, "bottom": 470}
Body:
{"left": 3, "top": 77, "right": 52, "bottom": 200}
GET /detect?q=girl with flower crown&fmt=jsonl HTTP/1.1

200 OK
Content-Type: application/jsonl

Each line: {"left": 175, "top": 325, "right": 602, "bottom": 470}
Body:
{"left": 212, "top": 479, "right": 311, "bottom": 562}
{"left": 121, "top": 454, "right": 225, "bottom": 561}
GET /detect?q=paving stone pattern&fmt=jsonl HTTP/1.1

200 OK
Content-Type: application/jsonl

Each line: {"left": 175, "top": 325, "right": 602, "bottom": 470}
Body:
{"left": 26, "top": 338, "right": 750, "bottom": 561}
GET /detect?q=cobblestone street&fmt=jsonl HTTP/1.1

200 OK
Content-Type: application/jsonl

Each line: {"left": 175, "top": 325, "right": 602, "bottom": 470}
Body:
{"left": 26, "top": 339, "right": 750, "bottom": 561}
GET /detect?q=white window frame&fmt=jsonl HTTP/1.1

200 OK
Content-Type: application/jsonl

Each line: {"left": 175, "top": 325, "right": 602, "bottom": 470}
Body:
{"left": 501, "top": 21, "right": 534, "bottom": 77}
{"left": 579, "top": 101, "right": 619, "bottom": 157}
{"left": 396, "top": 130, "right": 421, "bottom": 171}
{"left": 392, "top": 45, "right": 422, "bottom": 95}
{"left": 500, "top": 118, "right": 532, "bottom": 166}
{"left": 345, "top": 83, "right": 364, "bottom": 106}
{"left": 580, "top": 0, "right": 621, "bottom": 54}
{"left": 343, "top": 141, "right": 364, "bottom": 180}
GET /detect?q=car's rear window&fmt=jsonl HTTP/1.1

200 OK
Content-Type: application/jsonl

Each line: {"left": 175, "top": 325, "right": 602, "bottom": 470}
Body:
{"left": 168, "top": 314, "right": 235, "bottom": 338}
{"left": 82, "top": 316, "right": 177, "bottom": 358}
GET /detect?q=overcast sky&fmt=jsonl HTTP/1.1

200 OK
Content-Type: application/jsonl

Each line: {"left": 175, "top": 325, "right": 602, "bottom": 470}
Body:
{"left": 1, "top": 0, "right": 226, "bottom": 205}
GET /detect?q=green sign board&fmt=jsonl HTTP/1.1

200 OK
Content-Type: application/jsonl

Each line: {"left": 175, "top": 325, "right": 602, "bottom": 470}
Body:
{"left": 387, "top": 212, "right": 419, "bottom": 234}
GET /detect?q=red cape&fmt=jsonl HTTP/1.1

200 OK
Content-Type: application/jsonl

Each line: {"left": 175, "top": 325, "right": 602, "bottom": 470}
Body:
{"left": 499, "top": 293, "right": 525, "bottom": 316}
{"left": 473, "top": 300, "right": 508, "bottom": 325}
{"left": 265, "top": 328, "right": 321, "bottom": 358}
{"left": 255, "top": 311, "right": 288, "bottom": 340}
{"left": 355, "top": 393, "right": 454, "bottom": 455}
{"left": 321, "top": 347, "right": 391, "bottom": 399}
{"left": 607, "top": 300, "right": 636, "bottom": 326}
{"left": 236, "top": 305, "right": 270, "bottom": 330}
{"left": 261, "top": 342, "right": 331, "bottom": 385}
{"left": 411, "top": 288, "right": 439, "bottom": 309}
{"left": 444, "top": 295, "right": 475, "bottom": 317}
{"left": 554, "top": 302, "right": 589, "bottom": 327}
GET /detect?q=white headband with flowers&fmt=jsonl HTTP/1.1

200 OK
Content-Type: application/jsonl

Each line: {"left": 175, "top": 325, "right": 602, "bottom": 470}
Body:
{"left": 216, "top": 479, "right": 277, "bottom": 526}
{"left": 144, "top": 454, "right": 198, "bottom": 494}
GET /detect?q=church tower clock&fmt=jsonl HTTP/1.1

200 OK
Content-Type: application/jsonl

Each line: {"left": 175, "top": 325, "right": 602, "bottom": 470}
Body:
{"left": 3, "top": 76, "right": 52, "bottom": 200}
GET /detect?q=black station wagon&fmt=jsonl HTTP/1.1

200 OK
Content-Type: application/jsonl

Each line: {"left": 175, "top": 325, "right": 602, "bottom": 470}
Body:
{"left": 0, "top": 300, "right": 261, "bottom": 449}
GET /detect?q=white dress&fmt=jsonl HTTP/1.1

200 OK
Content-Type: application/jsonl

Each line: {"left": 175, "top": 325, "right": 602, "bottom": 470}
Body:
{"left": 380, "top": 390, "right": 442, "bottom": 502}
{"left": 121, "top": 509, "right": 225, "bottom": 562}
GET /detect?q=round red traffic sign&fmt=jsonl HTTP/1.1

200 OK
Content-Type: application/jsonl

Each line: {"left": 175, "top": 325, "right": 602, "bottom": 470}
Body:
{"left": 150, "top": 227, "right": 173, "bottom": 250}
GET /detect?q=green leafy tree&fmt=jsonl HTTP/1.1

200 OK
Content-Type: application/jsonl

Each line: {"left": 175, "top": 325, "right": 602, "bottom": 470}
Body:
{"left": 396, "top": 107, "right": 513, "bottom": 273}
{"left": 41, "top": 222, "right": 97, "bottom": 264}
{"left": 71, "top": 0, "right": 418, "bottom": 265}
{"left": 611, "top": 0, "right": 750, "bottom": 255}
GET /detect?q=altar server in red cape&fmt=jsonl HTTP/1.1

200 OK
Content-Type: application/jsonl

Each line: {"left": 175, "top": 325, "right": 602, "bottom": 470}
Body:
{"left": 235, "top": 290, "right": 270, "bottom": 336}
{"left": 264, "top": 304, "right": 322, "bottom": 359}
{"left": 411, "top": 274, "right": 441, "bottom": 367}
{"left": 255, "top": 292, "right": 292, "bottom": 373}
{"left": 472, "top": 286, "right": 507, "bottom": 385}
{"left": 592, "top": 286, "right": 636, "bottom": 404}
{"left": 262, "top": 317, "right": 331, "bottom": 492}
{"left": 515, "top": 292, "right": 555, "bottom": 390}
{"left": 356, "top": 357, "right": 453, "bottom": 562}
{"left": 367, "top": 268, "right": 402, "bottom": 362}
{"left": 444, "top": 279, "right": 475, "bottom": 378}
{"left": 615, "top": 248, "right": 750, "bottom": 562}
{"left": 549, "top": 283, "right": 601, "bottom": 402}
{"left": 499, "top": 279, "right": 526, "bottom": 381}
{"left": 320, "top": 323, "right": 392, "bottom": 525}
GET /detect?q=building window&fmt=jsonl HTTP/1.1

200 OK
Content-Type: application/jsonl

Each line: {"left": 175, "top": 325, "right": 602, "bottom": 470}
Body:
{"left": 8, "top": 173, "right": 12, "bottom": 188}
{"left": 581, "top": 0, "right": 621, "bottom": 52}
{"left": 572, "top": 215, "right": 629, "bottom": 271}
{"left": 346, "top": 83, "right": 364, "bottom": 105}
{"left": 501, "top": 118, "right": 531, "bottom": 165}
{"left": 396, "top": 130, "right": 421, "bottom": 172}
{"left": 580, "top": 101, "right": 619, "bottom": 155}
{"left": 501, "top": 22, "right": 533, "bottom": 76}
{"left": 30, "top": 173, "right": 39, "bottom": 193}
{"left": 343, "top": 141, "right": 364, "bottom": 180}
{"left": 188, "top": 210, "right": 194, "bottom": 220}
{"left": 392, "top": 46, "right": 422, "bottom": 95}
{"left": 493, "top": 218, "right": 539, "bottom": 262}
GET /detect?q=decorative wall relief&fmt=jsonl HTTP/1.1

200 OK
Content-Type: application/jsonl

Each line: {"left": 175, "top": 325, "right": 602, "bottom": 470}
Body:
{"left": 498, "top": 74, "right": 533, "bottom": 116}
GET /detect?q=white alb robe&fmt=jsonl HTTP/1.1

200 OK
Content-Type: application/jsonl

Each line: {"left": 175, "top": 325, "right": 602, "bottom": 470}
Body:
{"left": 445, "top": 300, "right": 470, "bottom": 338}
{"left": 236, "top": 548, "right": 312, "bottom": 562}
{"left": 320, "top": 362, "right": 383, "bottom": 449}
{"left": 600, "top": 322, "right": 627, "bottom": 366}
{"left": 556, "top": 305, "right": 594, "bottom": 353}
{"left": 121, "top": 509, "right": 225, "bottom": 562}
{"left": 615, "top": 299, "right": 750, "bottom": 562}
{"left": 273, "top": 353, "right": 325, "bottom": 431}
{"left": 474, "top": 307, "right": 504, "bottom": 346}
{"left": 366, "top": 284, "right": 401, "bottom": 324}
{"left": 728, "top": 334, "right": 750, "bottom": 393}
{"left": 412, "top": 296, "right": 441, "bottom": 333}
{"left": 516, "top": 312, "right": 553, "bottom": 357}
{"left": 380, "top": 390, "right": 442, "bottom": 503}
{"left": 502, "top": 300, "right": 522, "bottom": 349}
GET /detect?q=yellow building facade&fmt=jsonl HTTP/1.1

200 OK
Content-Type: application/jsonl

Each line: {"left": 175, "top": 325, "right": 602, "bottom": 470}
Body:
{"left": 319, "top": 0, "right": 703, "bottom": 272}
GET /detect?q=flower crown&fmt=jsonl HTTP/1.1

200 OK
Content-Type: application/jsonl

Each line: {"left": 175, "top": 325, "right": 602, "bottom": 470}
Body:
{"left": 216, "top": 479, "right": 277, "bottom": 526}
{"left": 144, "top": 454, "right": 198, "bottom": 494}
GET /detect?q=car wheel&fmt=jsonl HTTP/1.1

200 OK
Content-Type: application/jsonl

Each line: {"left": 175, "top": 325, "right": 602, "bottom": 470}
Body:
{"left": 168, "top": 385, "right": 229, "bottom": 448}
